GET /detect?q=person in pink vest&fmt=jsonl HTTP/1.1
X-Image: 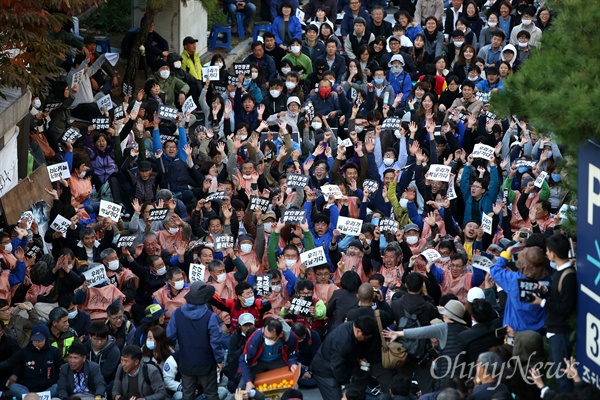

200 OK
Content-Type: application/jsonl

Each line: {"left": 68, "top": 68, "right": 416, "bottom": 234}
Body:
{"left": 152, "top": 266, "right": 190, "bottom": 322}
{"left": 430, "top": 252, "right": 485, "bottom": 303}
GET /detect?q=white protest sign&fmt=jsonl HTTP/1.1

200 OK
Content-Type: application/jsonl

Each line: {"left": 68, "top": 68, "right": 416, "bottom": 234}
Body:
{"left": 181, "top": 96, "right": 197, "bottom": 116}
{"left": 481, "top": 213, "right": 493, "bottom": 235}
{"left": 98, "top": 200, "right": 122, "bottom": 222}
{"left": 92, "top": 117, "right": 110, "bottom": 130}
{"left": 117, "top": 235, "right": 136, "bottom": 247}
{"left": 420, "top": 248, "right": 442, "bottom": 263}
{"left": 336, "top": 216, "right": 363, "bottom": 236}
{"left": 202, "top": 66, "right": 220, "bottom": 81}
{"left": 122, "top": 82, "right": 133, "bottom": 97}
{"left": 22, "top": 392, "right": 51, "bottom": 400}
{"left": 83, "top": 264, "right": 108, "bottom": 287}
{"left": 46, "top": 162, "right": 70, "bottom": 182}
{"left": 447, "top": 177, "right": 457, "bottom": 200}
{"left": 296, "top": 8, "right": 305, "bottom": 21}
{"left": 214, "top": 235, "right": 234, "bottom": 250}
{"left": 340, "top": 138, "right": 353, "bottom": 147}
{"left": 189, "top": 263, "right": 206, "bottom": 283}
{"left": 472, "top": 143, "right": 495, "bottom": 160}
{"left": 254, "top": 274, "right": 272, "bottom": 296}
{"left": 72, "top": 70, "right": 85, "bottom": 87}
{"left": 50, "top": 215, "right": 71, "bottom": 237}
{"left": 471, "top": 255, "right": 493, "bottom": 273}
{"left": 534, "top": 171, "right": 548, "bottom": 188}
{"left": 96, "top": 94, "right": 113, "bottom": 111}
{"left": 427, "top": 164, "right": 452, "bottom": 182}
{"left": 320, "top": 184, "right": 343, "bottom": 199}
{"left": 300, "top": 247, "right": 327, "bottom": 268}
{"left": 19, "top": 211, "right": 34, "bottom": 230}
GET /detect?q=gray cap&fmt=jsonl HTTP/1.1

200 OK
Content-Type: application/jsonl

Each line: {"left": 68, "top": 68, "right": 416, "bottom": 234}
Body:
{"left": 404, "top": 223, "right": 419, "bottom": 233}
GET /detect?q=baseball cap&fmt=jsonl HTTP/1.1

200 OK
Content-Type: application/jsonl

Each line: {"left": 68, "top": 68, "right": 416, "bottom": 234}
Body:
{"left": 239, "top": 313, "right": 256, "bottom": 326}
{"left": 183, "top": 36, "right": 198, "bottom": 45}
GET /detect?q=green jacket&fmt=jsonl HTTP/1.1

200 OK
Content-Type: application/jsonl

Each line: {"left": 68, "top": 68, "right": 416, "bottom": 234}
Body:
{"left": 267, "top": 231, "right": 315, "bottom": 270}
{"left": 387, "top": 180, "right": 412, "bottom": 226}
{"left": 281, "top": 53, "right": 313, "bottom": 80}
{"left": 181, "top": 50, "right": 203, "bottom": 81}
{"left": 502, "top": 176, "right": 550, "bottom": 204}
{"left": 149, "top": 73, "right": 190, "bottom": 106}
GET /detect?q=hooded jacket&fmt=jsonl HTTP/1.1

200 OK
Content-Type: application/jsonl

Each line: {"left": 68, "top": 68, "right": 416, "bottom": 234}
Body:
{"left": 85, "top": 335, "right": 121, "bottom": 382}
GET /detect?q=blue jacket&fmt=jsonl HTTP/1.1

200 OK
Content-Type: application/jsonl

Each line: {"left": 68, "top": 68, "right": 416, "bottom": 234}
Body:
{"left": 476, "top": 77, "right": 505, "bottom": 92}
{"left": 272, "top": 16, "right": 303, "bottom": 46}
{"left": 386, "top": 70, "right": 413, "bottom": 102}
{"left": 239, "top": 328, "right": 298, "bottom": 384}
{"left": 303, "top": 201, "right": 339, "bottom": 268}
{"left": 489, "top": 257, "right": 548, "bottom": 332}
{"left": 314, "top": 54, "right": 348, "bottom": 83}
{"left": 340, "top": 9, "right": 371, "bottom": 37}
{"left": 234, "top": 87, "right": 260, "bottom": 132}
{"left": 243, "top": 54, "right": 278, "bottom": 81}
{"left": 303, "top": 92, "right": 342, "bottom": 119}
{"left": 270, "top": 0, "right": 299, "bottom": 21}
{"left": 460, "top": 165, "right": 499, "bottom": 225}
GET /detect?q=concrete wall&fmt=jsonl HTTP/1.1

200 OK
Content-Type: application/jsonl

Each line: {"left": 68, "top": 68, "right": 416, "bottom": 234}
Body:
{"left": 133, "top": 0, "right": 208, "bottom": 55}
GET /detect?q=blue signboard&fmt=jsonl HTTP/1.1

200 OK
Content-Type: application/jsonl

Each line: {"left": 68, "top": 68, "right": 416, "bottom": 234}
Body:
{"left": 577, "top": 138, "right": 600, "bottom": 388}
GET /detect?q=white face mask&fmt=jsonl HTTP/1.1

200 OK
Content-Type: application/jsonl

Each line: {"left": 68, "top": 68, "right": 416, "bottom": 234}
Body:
{"left": 173, "top": 61, "right": 182, "bottom": 69}
{"left": 285, "top": 81, "right": 296, "bottom": 90}
{"left": 168, "top": 227, "right": 179, "bottom": 234}
{"left": 281, "top": 67, "right": 291, "bottom": 75}
{"left": 156, "top": 266, "right": 167, "bottom": 276}
{"left": 406, "top": 236, "right": 419, "bottom": 245}
{"left": 229, "top": 91, "right": 237, "bottom": 97}
{"left": 240, "top": 243, "right": 253, "bottom": 254}
{"left": 521, "top": 19, "right": 532, "bottom": 25}
{"left": 439, "top": 256, "right": 450, "bottom": 263}
{"left": 270, "top": 89, "right": 281, "bottom": 98}
{"left": 394, "top": 129, "right": 402, "bottom": 139}
{"left": 518, "top": 42, "right": 528, "bottom": 48}
{"left": 251, "top": 72, "right": 259, "bottom": 79}
{"left": 244, "top": 296, "right": 255, "bottom": 307}
{"left": 488, "top": 22, "right": 497, "bottom": 28}
{"left": 78, "top": 171, "right": 87, "bottom": 179}
{"left": 383, "top": 158, "right": 395, "bottom": 166}
{"left": 264, "top": 338, "right": 276, "bottom": 346}
{"left": 285, "top": 259, "right": 297, "bottom": 267}
{"left": 173, "top": 280, "right": 185, "bottom": 290}
{"left": 365, "top": 239, "right": 372, "bottom": 245}
{"left": 159, "top": 70, "right": 170, "bottom": 80}
{"left": 3, "top": 243, "right": 12, "bottom": 254}
{"left": 216, "top": 273, "right": 227, "bottom": 283}
{"left": 242, "top": 174, "right": 252, "bottom": 180}
{"left": 33, "top": 100, "right": 42, "bottom": 109}
{"left": 311, "top": 122, "right": 322, "bottom": 130}
{"left": 391, "top": 65, "right": 403, "bottom": 74}
{"left": 453, "top": 41, "right": 464, "bottom": 47}
{"left": 399, "top": 198, "right": 409, "bottom": 209}
{"left": 215, "top": 62, "right": 224, "bottom": 68}
{"left": 107, "top": 260, "right": 120, "bottom": 271}
{"left": 67, "top": 263, "right": 73, "bottom": 270}
{"left": 271, "top": 285, "right": 282, "bottom": 292}
{"left": 290, "top": 45, "right": 301, "bottom": 54}
{"left": 329, "top": 79, "right": 335, "bottom": 86}
{"left": 355, "top": 125, "right": 364, "bottom": 133}
{"left": 264, "top": 222, "right": 273, "bottom": 233}
{"left": 468, "top": 76, "right": 479, "bottom": 81}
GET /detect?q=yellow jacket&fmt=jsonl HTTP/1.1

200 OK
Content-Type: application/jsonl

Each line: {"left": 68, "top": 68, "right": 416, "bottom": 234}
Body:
{"left": 181, "top": 50, "right": 203, "bottom": 81}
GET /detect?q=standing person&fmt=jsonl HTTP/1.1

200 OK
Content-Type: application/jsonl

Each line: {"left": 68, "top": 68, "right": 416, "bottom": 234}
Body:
{"left": 112, "top": 345, "right": 167, "bottom": 400}
{"left": 166, "top": 281, "right": 224, "bottom": 400}
{"left": 310, "top": 316, "right": 378, "bottom": 399}
{"left": 529, "top": 234, "right": 577, "bottom": 393}
{"left": 180, "top": 36, "right": 203, "bottom": 83}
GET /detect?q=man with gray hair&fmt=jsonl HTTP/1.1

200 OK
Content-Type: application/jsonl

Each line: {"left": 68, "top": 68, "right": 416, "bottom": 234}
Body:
{"left": 156, "top": 189, "right": 190, "bottom": 222}
{"left": 469, "top": 352, "right": 510, "bottom": 399}
{"left": 98, "top": 248, "right": 138, "bottom": 305}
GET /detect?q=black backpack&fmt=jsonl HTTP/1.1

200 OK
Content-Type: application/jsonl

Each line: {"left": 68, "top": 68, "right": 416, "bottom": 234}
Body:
{"left": 119, "top": 362, "right": 152, "bottom": 386}
{"left": 396, "top": 307, "right": 427, "bottom": 361}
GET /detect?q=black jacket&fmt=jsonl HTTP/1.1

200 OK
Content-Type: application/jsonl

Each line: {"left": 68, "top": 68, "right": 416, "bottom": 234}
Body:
{"left": 85, "top": 335, "right": 121, "bottom": 382}
{"left": 391, "top": 292, "right": 440, "bottom": 328}
{"left": 545, "top": 266, "right": 577, "bottom": 334}
{"left": 12, "top": 342, "right": 64, "bottom": 392}
{"left": 457, "top": 318, "right": 504, "bottom": 365}
{"left": 326, "top": 289, "right": 359, "bottom": 332}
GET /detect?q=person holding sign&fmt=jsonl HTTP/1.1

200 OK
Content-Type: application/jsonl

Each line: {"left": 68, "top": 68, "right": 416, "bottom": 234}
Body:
{"left": 211, "top": 281, "right": 272, "bottom": 335}
{"left": 152, "top": 267, "right": 190, "bottom": 322}
{"left": 280, "top": 279, "right": 327, "bottom": 331}
{"left": 460, "top": 152, "right": 500, "bottom": 225}
{"left": 157, "top": 213, "right": 192, "bottom": 255}
{"left": 0, "top": 228, "right": 28, "bottom": 279}
{"left": 68, "top": 52, "right": 108, "bottom": 120}
{"left": 502, "top": 164, "right": 550, "bottom": 232}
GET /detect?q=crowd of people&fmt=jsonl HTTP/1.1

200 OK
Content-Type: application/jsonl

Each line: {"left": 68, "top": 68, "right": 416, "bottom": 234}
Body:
{"left": 3, "top": 0, "right": 591, "bottom": 399}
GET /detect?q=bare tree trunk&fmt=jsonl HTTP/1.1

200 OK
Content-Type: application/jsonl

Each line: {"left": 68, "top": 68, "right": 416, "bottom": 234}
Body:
{"left": 123, "top": 10, "right": 157, "bottom": 92}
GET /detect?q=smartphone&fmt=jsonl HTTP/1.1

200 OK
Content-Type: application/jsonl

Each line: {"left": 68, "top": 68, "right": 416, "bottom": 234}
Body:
{"left": 495, "top": 326, "right": 507, "bottom": 338}
{"left": 503, "top": 188, "right": 509, "bottom": 204}
{"left": 519, "top": 231, "right": 530, "bottom": 239}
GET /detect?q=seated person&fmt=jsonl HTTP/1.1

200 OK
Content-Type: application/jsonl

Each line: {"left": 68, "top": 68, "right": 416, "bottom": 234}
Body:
{"left": 85, "top": 322, "right": 121, "bottom": 393}
{"left": 152, "top": 267, "right": 190, "bottom": 322}
{"left": 112, "top": 345, "right": 168, "bottom": 400}
{"left": 105, "top": 303, "right": 135, "bottom": 351}
{"left": 56, "top": 343, "right": 106, "bottom": 400}
{"left": 59, "top": 293, "right": 91, "bottom": 342}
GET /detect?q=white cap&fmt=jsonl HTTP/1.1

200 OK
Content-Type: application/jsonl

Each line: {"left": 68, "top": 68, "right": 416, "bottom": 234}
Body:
{"left": 467, "top": 287, "right": 485, "bottom": 303}
{"left": 239, "top": 313, "right": 256, "bottom": 326}
{"left": 287, "top": 96, "right": 301, "bottom": 107}
{"left": 388, "top": 54, "right": 405, "bottom": 67}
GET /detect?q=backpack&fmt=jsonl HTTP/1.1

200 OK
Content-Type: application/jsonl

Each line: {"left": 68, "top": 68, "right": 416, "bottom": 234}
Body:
{"left": 120, "top": 362, "right": 151, "bottom": 386}
{"left": 396, "top": 307, "right": 427, "bottom": 360}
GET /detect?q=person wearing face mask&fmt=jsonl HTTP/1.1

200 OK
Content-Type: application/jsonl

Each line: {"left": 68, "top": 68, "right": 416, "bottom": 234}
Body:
{"left": 205, "top": 253, "right": 249, "bottom": 326}
{"left": 237, "top": 234, "right": 261, "bottom": 274}
{"left": 386, "top": 55, "right": 413, "bottom": 106}
{"left": 211, "top": 281, "right": 271, "bottom": 335}
{"left": 503, "top": 165, "right": 550, "bottom": 231}
{"left": 59, "top": 294, "right": 91, "bottom": 343}
{"left": 367, "top": 67, "right": 395, "bottom": 109}
{"left": 142, "top": 326, "right": 175, "bottom": 373}
{"left": 281, "top": 39, "right": 313, "bottom": 81}
{"left": 150, "top": 59, "right": 190, "bottom": 107}
{"left": 151, "top": 267, "right": 190, "bottom": 323}
{"left": 515, "top": 30, "right": 532, "bottom": 62}
{"left": 93, "top": 248, "right": 139, "bottom": 309}
{"left": 224, "top": 313, "right": 257, "bottom": 392}
{"left": 509, "top": 7, "right": 542, "bottom": 48}
{"left": 156, "top": 213, "right": 192, "bottom": 255}
{"left": 7, "top": 323, "right": 63, "bottom": 397}
{"left": 303, "top": 79, "right": 342, "bottom": 124}
{"left": 445, "top": 30, "right": 467, "bottom": 69}
{"left": 263, "top": 78, "right": 288, "bottom": 118}
{"left": 168, "top": 52, "right": 201, "bottom": 110}
{"left": 238, "top": 318, "right": 299, "bottom": 395}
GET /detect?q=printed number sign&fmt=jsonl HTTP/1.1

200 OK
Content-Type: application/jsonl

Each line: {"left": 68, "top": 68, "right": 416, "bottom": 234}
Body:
{"left": 420, "top": 248, "right": 442, "bottom": 263}
{"left": 286, "top": 173, "right": 310, "bottom": 189}
{"left": 83, "top": 265, "right": 108, "bottom": 288}
{"left": 515, "top": 158, "right": 537, "bottom": 169}
{"left": 189, "top": 263, "right": 206, "bottom": 283}
{"left": 233, "top": 63, "right": 251, "bottom": 76}
{"left": 534, "top": 171, "right": 548, "bottom": 188}
{"left": 206, "top": 190, "right": 227, "bottom": 202}
{"left": 336, "top": 216, "right": 363, "bottom": 236}
{"left": 518, "top": 279, "right": 549, "bottom": 302}
{"left": 320, "top": 184, "right": 343, "bottom": 199}
{"left": 117, "top": 235, "right": 136, "bottom": 247}
{"left": 62, "top": 128, "right": 81, "bottom": 143}
{"left": 96, "top": 94, "right": 113, "bottom": 111}
{"left": 22, "top": 392, "right": 51, "bottom": 400}
{"left": 427, "top": 165, "right": 452, "bottom": 182}
{"left": 92, "top": 117, "right": 110, "bottom": 130}
{"left": 472, "top": 143, "right": 495, "bottom": 160}
{"left": 340, "top": 138, "right": 353, "bottom": 147}
{"left": 378, "top": 218, "right": 399, "bottom": 234}
{"left": 122, "top": 83, "right": 134, "bottom": 97}
{"left": 282, "top": 210, "right": 306, "bottom": 224}
{"left": 289, "top": 297, "right": 312, "bottom": 315}
{"left": 214, "top": 235, "right": 234, "bottom": 251}
{"left": 72, "top": 70, "right": 85, "bottom": 86}
{"left": 381, "top": 116, "right": 401, "bottom": 130}
{"left": 363, "top": 179, "right": 379, "bottom": 193}
{"left": 25, "top": 245, "right": 42, "bottom": 259}
{"left": 447, "top": 177, "right": 457, "bottom": 200}
{"left": 47, "top": 162, "right": 70, "bottom": 182}
{"left": 254, "top": 275, "right": 271, "bottom": 296}
{"left": 50, "top": 215, "right": 71, "bottom": 237}
{"left": 99, "top": 200, "right": 122, "bottom": 222}
{"left": 300, "top": 247, "right": 327, "bottom": 268}
{"left": 44, "top": 102, "right": 62, "bottom": 113}
{"left": 202, "top": 66, "right": 220, "bottom": 81}
{"left": 158, "top": 105, "right": 179, "bottom": 121}
{"left": 148, "top": 208, "right": 169, "bottom": 221}
{"left": 249, "top": 196, "right": 270, "bottom": 213}
{"left": 471, "top": 255, "right": 493, "bottom": 273}
{"left": 182, "top": 96, "right": 197, "bottom": 116}
{"left": 481, "top": 213, "right": 493, "bottom": 235}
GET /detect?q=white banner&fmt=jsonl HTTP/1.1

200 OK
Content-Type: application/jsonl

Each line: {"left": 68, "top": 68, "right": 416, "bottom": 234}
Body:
{"left": 336, "top": 216, "right": 363, "bottom": 236}
{"left": 427, "top": 165, "right": 452, "bottom": 182}
{"left": 189, "top": 263, "right": 206, "bottom": 283}
{"left": 47, "top": 162, "right": 70, "bottom": 182}
{"left": 0, "top": 133, "right": 19, "bottom": 197}
{"left": 471, "top": 255, "right": 493, "bottom": 273}
{"left": 300, "top": 247, "right": 327, "bottom": 268}
{"left": 83, "top": 264, "right": 108, "bottom": 287}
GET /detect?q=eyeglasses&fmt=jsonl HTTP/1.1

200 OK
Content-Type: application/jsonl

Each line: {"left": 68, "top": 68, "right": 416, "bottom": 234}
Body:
{"left": 471, "top": 185, "right": 483, "bottom": 189}
{"left": 297, "top": 291, "right": 313, "bottom": 296}
{"left": 108, "top": 314, "right": 124, "bottom": 321}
